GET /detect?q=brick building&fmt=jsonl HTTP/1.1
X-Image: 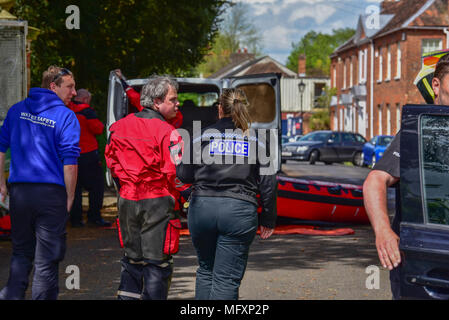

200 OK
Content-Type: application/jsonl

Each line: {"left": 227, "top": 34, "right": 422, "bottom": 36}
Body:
{"left": 330, "top": 0, "right": 449, "bottom": 140}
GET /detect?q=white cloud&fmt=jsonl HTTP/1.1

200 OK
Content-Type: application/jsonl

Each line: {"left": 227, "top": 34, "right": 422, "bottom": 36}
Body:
{"left": 289, "top": 4, "right": 337, "bottom": 24}
{"left": 263, "top": 26, "right": 298, "bottom": 51}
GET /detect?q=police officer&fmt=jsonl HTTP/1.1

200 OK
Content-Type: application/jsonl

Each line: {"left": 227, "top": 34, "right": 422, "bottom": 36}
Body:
{"left": 363, "top": 53, "right": 449, "bottom": 299}
{"left": 176, "top": 88, "right": 277, "bottom": 300}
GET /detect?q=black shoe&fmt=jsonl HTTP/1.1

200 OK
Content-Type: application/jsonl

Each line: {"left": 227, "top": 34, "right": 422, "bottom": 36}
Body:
{"left": 88, "top": 218, "right": 111, "bottom": 227}
{"left": 71, "top": 221, "right": 85, "bottom": 228}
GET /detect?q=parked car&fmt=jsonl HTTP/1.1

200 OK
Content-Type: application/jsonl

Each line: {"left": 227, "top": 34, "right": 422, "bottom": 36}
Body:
{"left": 362, "top": 135, "right": 394, "bottom": 167}
{"left": 281, "top": 130, "right": 366, "bottom": 165}
{"left": 290, "top": 135, "right": 303, "bottom": 142}
{"left": 398, "top": 104, "right": 449, "bottom": 299}
{"left": 282, "top": 135, "right": 290, "bottom": 144}
{"left": 282, "top": 134, "right": 303, "bottom": 145}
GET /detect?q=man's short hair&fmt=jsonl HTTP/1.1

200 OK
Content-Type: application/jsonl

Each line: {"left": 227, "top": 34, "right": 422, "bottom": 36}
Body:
{"left": 74, "top": 88, "right": 91, "bottom": 102}
{"left": 41, "top": 66, "right": 73, "bottom": 89}
{"left": 140, "top": 75, "right": 179, "bottom": 109}
{"left": 434, "top": 53, "right": 449, "bottom": 81}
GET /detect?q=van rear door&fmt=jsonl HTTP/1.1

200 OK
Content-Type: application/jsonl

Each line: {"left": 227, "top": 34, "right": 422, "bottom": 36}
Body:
{"left": 399, "top": 104, "right": 449, "bottom": 299}
{"left": 228, "top": 73, "right": 282, "bottom": 174}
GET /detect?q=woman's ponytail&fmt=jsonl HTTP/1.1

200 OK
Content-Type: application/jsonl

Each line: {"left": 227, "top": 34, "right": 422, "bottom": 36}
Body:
{"left": 220, "top": 89, "right": 251, "bottom": 132}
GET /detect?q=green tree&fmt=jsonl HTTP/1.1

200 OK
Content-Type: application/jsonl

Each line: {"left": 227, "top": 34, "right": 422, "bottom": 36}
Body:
{"left": 12, "top": 0, "right": 228, "bottom": 115}
{"left": 12, "top": 0, "right": 228, "bottom": 174}
{"left": 286, "top": 28, "right": 355, "bottom": 76}
{"left": 309, "top": 86, "right": 336, "bottom": 131}
{"left": 196, "top": 2, "right": 263, "bottom": 77}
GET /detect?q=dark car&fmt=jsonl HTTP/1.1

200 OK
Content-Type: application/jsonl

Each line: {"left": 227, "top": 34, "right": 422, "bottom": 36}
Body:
{"left": 362, "top": 135, "right": 394, "bottom": 167}
{"left": 281, "top": 130, "right": 366, "bottom": 165}
{"left": 398, "top": 104, "right": 449, "bottom": 299}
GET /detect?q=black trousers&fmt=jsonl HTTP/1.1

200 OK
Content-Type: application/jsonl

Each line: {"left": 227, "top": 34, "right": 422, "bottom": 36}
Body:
{"left": 70, "top": 150, "right": 104, "bottom": 224}
{"left": 0, "top": 183, "right": 68, "bottom": 300}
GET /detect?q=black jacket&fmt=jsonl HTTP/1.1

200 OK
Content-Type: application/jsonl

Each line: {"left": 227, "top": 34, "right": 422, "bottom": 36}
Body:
{"left": 176, "top": 117, "right": 277, "bottom": 228}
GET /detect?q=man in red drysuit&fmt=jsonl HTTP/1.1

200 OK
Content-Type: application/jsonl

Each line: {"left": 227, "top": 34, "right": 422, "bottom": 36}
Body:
{"left": 105, "top": 76, "right": 189, "bottom": 300}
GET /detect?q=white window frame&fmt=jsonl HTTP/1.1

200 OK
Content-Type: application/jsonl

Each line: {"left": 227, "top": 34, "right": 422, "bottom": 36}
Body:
{"left": 386, "top": 104, "right": 391, "bottom": 135}
{"left": 396, "top": 103, "right": 401, "bottom": 133}
{"left": 395, "top": 42, "right": 401, "bottom": 80}
{"left": 343, "top": 59, "right": 347, "bottom": 89}
{"left": 386, "top": 45, "right": 391, "bottom": 81}
{"left": 359, "top": 50, "right": 363, "bottom": 84}
{"left": 378, "top": 47, "right": 383, "bottom": 82}
{"left": 378, "top": 104, "right": 383, "bottom": 135}
{"left": 422, "top": 38, "right": 443, "bottom": 54}
{"left": 350, "top": 57, "right": 353, "bottom": 88}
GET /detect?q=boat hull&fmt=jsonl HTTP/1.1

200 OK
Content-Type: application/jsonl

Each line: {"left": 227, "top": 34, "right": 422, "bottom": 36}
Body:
{"left": 277, "top": 175, "right": 369, "bottom": 224}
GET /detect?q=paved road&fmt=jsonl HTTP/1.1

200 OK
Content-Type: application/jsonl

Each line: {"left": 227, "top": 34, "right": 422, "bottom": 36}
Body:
{"left": 0, "top": 162, "right": 395, "bottom": 300}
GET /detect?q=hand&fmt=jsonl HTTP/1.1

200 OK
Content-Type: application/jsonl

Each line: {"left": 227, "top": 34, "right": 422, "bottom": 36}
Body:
{"left": 375, "top": 228, "right": 401, "bottom": 270}
{"left": 259, "top": 226, "right": 274, "bottom": 239}
{"left": 67, "top": 196, "right": 74, "bottom": 213}
{"left": 114, "top": 69, "right": 123, "bottom": 80}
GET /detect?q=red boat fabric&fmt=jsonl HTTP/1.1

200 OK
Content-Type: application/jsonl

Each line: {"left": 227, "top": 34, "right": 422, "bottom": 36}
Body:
{"left": 179, "top": 225, "right": 355, "bottom": 236}
{"left": 0, "top": 214, "right": 11, "bottom": 239}
{"left": 276, "top": 176, "right": 369, "bottom": 224}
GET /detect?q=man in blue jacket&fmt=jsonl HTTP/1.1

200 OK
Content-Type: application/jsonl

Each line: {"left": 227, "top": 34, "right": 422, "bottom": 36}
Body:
{"left": 0, "top": 66, "right": 80, "bottom": 300}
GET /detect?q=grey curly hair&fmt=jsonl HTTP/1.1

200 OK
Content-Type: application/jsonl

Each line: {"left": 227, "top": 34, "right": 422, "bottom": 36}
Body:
{"left": 140, "top": 75, "right": 179, "bottom": 109}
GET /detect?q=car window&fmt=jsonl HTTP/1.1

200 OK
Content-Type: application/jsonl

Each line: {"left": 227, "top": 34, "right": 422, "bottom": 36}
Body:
{"left": 378, "top": 136, "right": 393, "bottom": 146}
{"left": 342, "top": 133, "right": 356, "bottom": 142}
{"left": 329, "top": 132, "right": 340, "bottom": 143}
{"left": 420, "top": 115, "right": 449, "bottom": 226}
{"left": 300, "top": 132, "right": 329, "bottom": 142}
{"left": 355, "top": 134, "right": 366, "bottom": 143}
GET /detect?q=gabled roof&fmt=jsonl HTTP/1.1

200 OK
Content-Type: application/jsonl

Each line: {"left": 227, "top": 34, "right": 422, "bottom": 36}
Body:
{"left": 332, "top": 0, "right": 445, "bottom": 57}
{"left": 208, "top": 55, "right": 297, "bottom": 79}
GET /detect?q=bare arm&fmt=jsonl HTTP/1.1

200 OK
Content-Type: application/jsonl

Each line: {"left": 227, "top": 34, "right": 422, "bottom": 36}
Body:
{"left": 64, "top": 164, "right": 78, "bottom": 213}
{"left": 363, "top": 170, "right": 400, "bottom": 270}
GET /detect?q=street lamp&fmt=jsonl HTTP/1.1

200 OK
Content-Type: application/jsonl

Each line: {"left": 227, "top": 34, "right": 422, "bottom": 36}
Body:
{"left": 298, "top": 80, "right": 306, "bottom": 135}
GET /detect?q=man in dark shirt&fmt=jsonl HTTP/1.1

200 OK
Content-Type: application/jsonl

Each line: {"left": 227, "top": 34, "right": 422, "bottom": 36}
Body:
{"left": 363, "top": 53, "right": 449, "bottom": 299}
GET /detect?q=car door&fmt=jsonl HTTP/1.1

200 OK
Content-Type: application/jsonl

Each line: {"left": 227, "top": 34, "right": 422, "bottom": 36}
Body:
{"left": 320, "top": 132, "right": 340, "bottom": 161}
{"left": 399, "top": 104, "right": 449, "bottom": 300}
{"left": 339, "top": 132, "right": 358, "bottom": 160}
{"left": 227, "top": 73, "right": 282, "bottom": 174}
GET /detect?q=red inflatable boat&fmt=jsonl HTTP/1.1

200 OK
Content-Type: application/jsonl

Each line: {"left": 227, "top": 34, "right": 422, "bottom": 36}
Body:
{"left": 277, "top": 175, "right": 369, "bottom": 224}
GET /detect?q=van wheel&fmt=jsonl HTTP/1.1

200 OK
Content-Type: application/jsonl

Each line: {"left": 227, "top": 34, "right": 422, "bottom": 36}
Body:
{"left": 309, "top": 150, "right": 319, "bottom": 165}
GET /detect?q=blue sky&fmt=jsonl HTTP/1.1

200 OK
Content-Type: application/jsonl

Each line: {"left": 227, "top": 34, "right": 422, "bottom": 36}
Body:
{"left": 232, "top": 0, "right": 384, "bottom": 64}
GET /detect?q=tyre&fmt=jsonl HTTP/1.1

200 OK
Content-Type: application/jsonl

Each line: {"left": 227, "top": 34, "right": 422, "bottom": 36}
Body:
{"left": 309, "top": 150, "right": 319, "bottom": 165}
{"left": 353, "top": 151, "right": 364, "bottom": 167}
{"left": 371, "top": 154, "right": 376, "bottom": 168}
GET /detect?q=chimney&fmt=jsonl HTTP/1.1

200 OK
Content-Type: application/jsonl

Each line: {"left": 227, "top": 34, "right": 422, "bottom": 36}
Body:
{"left": 298, "top": 54, "right": 306, "bottom": 77}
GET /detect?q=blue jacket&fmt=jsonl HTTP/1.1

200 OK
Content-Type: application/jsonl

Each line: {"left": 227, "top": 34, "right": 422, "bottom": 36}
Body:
{"left": 0, "top": 88, "right": 80, "bottom": 187}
